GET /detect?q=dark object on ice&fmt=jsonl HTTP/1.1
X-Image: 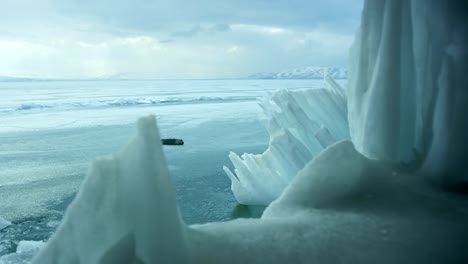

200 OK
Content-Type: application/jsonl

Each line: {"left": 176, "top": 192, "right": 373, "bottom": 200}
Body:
{"left": 161, "top": 138, "right": 184, "bottom": 145}
{"left": 231, "top": 204, "right": 266, "bottom": 220}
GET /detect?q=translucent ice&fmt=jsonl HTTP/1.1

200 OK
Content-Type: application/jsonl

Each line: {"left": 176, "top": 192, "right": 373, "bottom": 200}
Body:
{"left": 32, "top": 116, "right": 187, "bottom": 264}
{"left": 224, "top": 75, "right": 349, "bottom": 205}
{"left": 348, "top": 0, "right": 468, "bottom": 188}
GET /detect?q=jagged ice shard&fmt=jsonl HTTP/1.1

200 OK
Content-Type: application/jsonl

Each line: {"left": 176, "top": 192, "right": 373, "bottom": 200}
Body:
{"left": 32, "top": 116, "right": 188, "bottom": 264}
{"left": 227, "top": 0, "right": 468, "bottom": 206}
{"left": 32, "top": 0, "right": 468, "bottom": 263}
{"left": 224, "top": 75, "right": 349, "bottom": 205}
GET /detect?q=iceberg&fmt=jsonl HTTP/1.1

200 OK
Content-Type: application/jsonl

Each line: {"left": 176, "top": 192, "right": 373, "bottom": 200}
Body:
{"left": 224, "top": 75, "right": 349, "bottom": 205}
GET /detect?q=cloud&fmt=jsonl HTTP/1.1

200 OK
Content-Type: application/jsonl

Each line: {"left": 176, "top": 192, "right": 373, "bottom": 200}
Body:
{"left": 230, "top": 24, "right": 287, "bottom": 34}
{"left": 170, "top": 23, "right": 232, "bottom": 38}
{"left": 159, "top": 39, "right": 176, "bottom": 44}
{"left": 0, "top": 0, "right": 363, "bottom": 79}
{"left": 53, "top": 0, "right": 363, "bottom": 34}
{"left": 226, "top": 46, "right": 240, "bottom": 53}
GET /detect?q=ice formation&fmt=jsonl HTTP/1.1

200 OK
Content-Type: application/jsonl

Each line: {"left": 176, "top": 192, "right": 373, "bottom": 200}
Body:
{"left": 32, "top": 118, "right": 468, "bottom": 263}
{"left": 224, "top": 75, "right": 348, "bottom": 205}
{"left": 32, "top": 116, "right": 187, "bottom": 264}
{"left": 227, "top": 0, "right": 468, "bottom": 206}
{"left": 348, "top": 0, "right": 468, "bottom": 188}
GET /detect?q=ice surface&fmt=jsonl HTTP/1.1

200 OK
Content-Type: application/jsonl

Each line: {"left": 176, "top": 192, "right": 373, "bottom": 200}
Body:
{"left": 12, "top": 96, "right": 254, "bottom": 112}
{"left": 348, "top": 0, "right": 468, "bottom": 187}
{"left": 224, "top": 75, "right": 348, "bottom": 205}
{"left": 15, "top": 104, "right": 52, "bottom": 111}
{"left": 0, "top": 79, "right": 330, "bottom": 134}
{"left": 0, "top": 217, "right": 10, "bottom": 231}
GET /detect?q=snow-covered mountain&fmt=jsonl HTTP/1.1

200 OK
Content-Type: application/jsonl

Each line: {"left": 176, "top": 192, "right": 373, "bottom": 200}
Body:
{"left": 248, "top": 66, "right": 348, "bottom": 80}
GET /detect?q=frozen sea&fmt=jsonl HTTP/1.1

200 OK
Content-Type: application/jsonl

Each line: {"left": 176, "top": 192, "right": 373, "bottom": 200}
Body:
{"left": 0, "top": 79, "right": 344, "bottom": 258}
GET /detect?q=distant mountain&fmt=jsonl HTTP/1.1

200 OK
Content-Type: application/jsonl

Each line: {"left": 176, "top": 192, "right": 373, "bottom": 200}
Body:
{"left": 248, "top": 66, "right": 348, "bottom": 80}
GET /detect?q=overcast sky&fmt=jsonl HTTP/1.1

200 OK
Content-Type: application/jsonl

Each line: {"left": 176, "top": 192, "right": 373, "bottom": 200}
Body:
{"left": 0, "top": 0, "right": 363, "bottom": 79}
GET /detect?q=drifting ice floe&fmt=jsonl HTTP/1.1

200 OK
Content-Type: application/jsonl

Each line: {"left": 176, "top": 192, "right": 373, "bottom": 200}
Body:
{"left": 224, "top": 75, "right": 348, "bottom": 205}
